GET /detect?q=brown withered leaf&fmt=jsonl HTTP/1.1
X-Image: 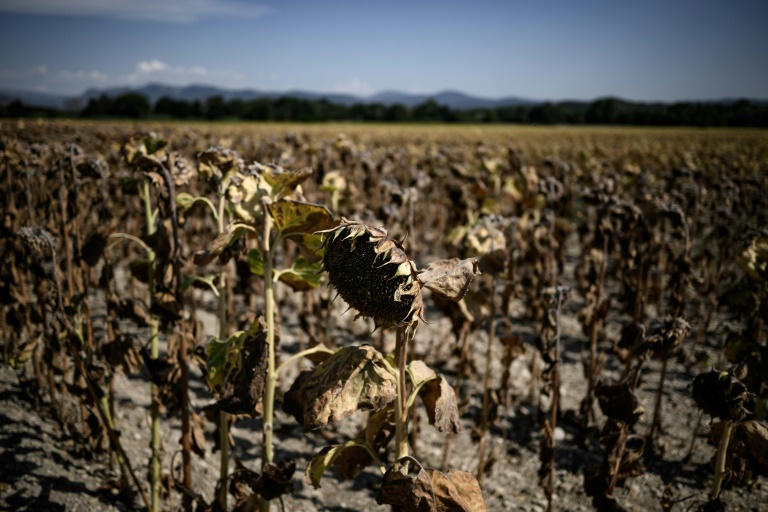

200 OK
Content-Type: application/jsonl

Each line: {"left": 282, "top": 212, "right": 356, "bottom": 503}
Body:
{"left": 219, "top": 325, "right": 269, "bottom": 416}
{"left": 193, "top": 223, "right": 250, "bottom": 266}
{"left": 335, "top": 405, "right": 397, "bottom": 480}
{"left": 595, "top": 379, "right": 644, "bottom": 425}
{"left": 282, "top": 345, "right": 397, "bottom": 430}
{"left": 229, "top": 460, "right": 295, "bottom": 504}
{"left": 420, "top": 376, "right": 462, "bottom": 434}
{"left": 418, "top": 258, "right": 480, "bottom": 302}
{"left": 190, "top": 411, "right": 206, "bottom": 458}
{"left": 377, "top": 460, "right": 487, "bottom": 512}
{"left": 408, "top": 360, "right": 437, "bottom": 388}
{"left": 80, "top": 229, "right": 107, "bottom": 267}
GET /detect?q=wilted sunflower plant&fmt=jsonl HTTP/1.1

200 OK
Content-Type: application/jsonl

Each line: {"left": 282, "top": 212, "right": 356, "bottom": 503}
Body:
{"left": 190, "top": 156, "right": 339, "bottom": 511}
{"left": 282, "top": 218, "right": 487, "bottom": 511}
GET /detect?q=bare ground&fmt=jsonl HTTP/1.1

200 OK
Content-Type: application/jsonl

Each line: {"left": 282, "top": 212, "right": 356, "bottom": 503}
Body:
{"left": 2, "top": 261, "right": 767, "bottom": 512}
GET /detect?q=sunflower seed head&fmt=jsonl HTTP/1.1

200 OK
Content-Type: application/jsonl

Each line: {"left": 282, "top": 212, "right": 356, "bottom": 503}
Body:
{"left": 320, "top": 218, "right": 423, "bottom": 330}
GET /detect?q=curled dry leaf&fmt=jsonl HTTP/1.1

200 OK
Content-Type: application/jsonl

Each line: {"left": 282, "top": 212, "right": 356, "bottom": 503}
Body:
{"left": 595, "top": 379, "right": 644, "bottom": 425}
{"left": 229, "top": 459, "right": 295, "bottom": 504}
{"left": 193, "top": 223, "right": 250, "bottom": 266}
{"left": 418, "top": 258, "right": 480, "bottom": 302}
{"left": 377, "top": 459, "right": 487, "bottom": 512}
{"left": 419, "top": 376, "right": 462, "bottom": 434}
{"left": 282, "top": 345, "right": 397, "bottom": 430}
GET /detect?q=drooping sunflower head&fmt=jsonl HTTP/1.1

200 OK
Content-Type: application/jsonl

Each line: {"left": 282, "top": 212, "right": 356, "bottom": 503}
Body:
{"left": 319, "top": 218, "right": 423, "bottom": 331}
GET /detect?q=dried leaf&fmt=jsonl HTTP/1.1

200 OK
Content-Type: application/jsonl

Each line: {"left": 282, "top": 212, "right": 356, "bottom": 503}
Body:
{"left": 418, "top": 258, "right": 480, "bottom": 302}
{"left": 595, "top": 379, "right": 644, "bottom": 425}
{"left": 190, "top": 411, "right": 206, "bottom": 458}
{"left": 193, "top": 223, "right": 250, "bottom": 266}
{"left": 377, "top": 460, "right": 487, "bottom": 512}
{"left": 229, "top": 460, "right": 295, "bottom": 504}
{"left": 420, "top": 376, "right": 462, "bottom": 434}
{"left": 267, "top": 199, "right": 337, "bottom": 238}
{"left": 408, "top": 360, "right": 437, "bottom": 389}
{"left": 282, "top": 345, "right": 397, "bottom": 430}
{"left": 259, "top": 164, "right": 312, "bottom": 197}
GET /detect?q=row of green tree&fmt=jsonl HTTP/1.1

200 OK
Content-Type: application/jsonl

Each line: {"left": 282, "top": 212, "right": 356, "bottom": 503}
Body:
{"left": 3, "top": 92, "right": 768, "bottom": 126}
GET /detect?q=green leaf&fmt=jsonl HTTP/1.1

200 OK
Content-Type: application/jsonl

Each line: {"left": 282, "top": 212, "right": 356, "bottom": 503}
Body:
{"left": 306, "top": 442, "right": 360, "bottom": 489}
{"left": 176, "top": 192, "right": 204, "bottom": 212}
{"left": 206, "top": 336, "right": 230, "bottom": 390}
{"left": 10, "top": 335, "right": 40, "bottom": 369}
{"left": 278, "top": 257, "right": 324, "bottom": 291}
{"left": 248, "top": 248, "right": 264, "bottom": 276}
{"left": 180, "top": 275, "right": 219, "bottom": 296}
{"left": 143, "top": 135, "right": 167, "bottom": 156}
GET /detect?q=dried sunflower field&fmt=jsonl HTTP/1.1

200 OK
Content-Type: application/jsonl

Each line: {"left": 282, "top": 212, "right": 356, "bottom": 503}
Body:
{"left": 1, "top": 120, "right": 767, "bottom": 512}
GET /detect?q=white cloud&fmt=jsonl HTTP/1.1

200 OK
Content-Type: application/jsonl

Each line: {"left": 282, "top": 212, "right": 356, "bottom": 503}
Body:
{"left": 0, "top": 59, "right": 244, "bottom": 95}
{"left": 0, "top": 0, "right": 270, "bottom": 23}
{"left": 131, "top": 59, "right": 243, "bottom": 85}
{"left": 331, "top": 78, "right": 373, "bottom": 96}
{"left": 137, "top": 59, "right": 168, "bottom": 73}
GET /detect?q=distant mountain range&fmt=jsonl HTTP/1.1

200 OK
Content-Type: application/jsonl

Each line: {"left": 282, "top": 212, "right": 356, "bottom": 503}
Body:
{"left": 0, "top": 83, "right": 537, "bottom": 112}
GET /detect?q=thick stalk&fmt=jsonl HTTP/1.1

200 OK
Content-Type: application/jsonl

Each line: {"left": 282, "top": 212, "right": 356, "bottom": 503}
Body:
{"left": 546, "top": 289, "right": 564, "bottom": 512}
{"left": 216, "top": 193, "right": 229, "bottom": 512}
{"left": 217, "top": 270, "right": 229, "bottom": 511}
{"left": 477, "top": 275, "right": 497, "bottom": 482}
{"left": 159, "top": 160, "right": 192, "bottom": 512}
{"left": 648, "top": 356, "right": 669, "bottom": 442}
{"left": 261, "top": 210, "right": 276, "bottom": 512}
{"left": 143, "top": 180, "right": 161, "bottom": 512}
{"left": 710, "top": 420, "right": 734, "bottom": 501}
{"left": 394, "top": 326, "right": 409, "bottom": 462}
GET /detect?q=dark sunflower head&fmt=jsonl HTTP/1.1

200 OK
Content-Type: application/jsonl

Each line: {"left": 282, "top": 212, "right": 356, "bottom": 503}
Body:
{"left": 319, "top": 218, "right": 423, "bottom": 331}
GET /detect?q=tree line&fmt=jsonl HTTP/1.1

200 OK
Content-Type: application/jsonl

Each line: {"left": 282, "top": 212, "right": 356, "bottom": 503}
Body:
{"left": 3, "top": 92, "right": 768, "bottom": 126}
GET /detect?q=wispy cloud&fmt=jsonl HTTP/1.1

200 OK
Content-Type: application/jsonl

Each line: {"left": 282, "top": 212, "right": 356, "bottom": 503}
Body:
{"left": 330, "top": 78, "right": 373, "bottom": 96}
{"left": 0, "top": 59, "right": 244, "bottom": 94}
{"left": 127, "top": 59, "right": 243, "bottom": 85}
{"left": 0, "top": 0, "right": 270, "bottom": 23}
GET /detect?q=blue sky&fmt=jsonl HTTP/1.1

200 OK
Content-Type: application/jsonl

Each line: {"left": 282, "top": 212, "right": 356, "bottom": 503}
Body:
{"left": 1, "top": 0, "right": 767, "bottom": 102}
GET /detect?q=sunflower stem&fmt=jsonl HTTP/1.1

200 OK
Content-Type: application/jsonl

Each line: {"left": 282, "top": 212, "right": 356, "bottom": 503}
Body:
{"left": 261, "top": 206, "right": 276, "bottom": 512}
{"left": 142, "top": 179, "right": 161, "bottom": 512}
{"left": 394, "top": 326, "right": 409, "bottom": 462}
{"left": 711, "top": 419, "right": 733, "bottom": 501}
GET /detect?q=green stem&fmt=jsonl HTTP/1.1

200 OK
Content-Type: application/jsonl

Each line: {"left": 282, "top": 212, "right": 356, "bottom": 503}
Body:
{"left": 261, "top": 209, "right": 276, "bottom": 512}
{"left": 394, "top": 326, "right": 409, "bottom": 462}
{"left": 710, "top": 419, "right": 734, "bottom": 501}
{"left": 100, "top": 393, "right": 128, "bottom": 483}
{"left": 143, "top": 180, "right": 161, "bottom": 512}
{"left": 274, "top": 345, "right": 334, "bottom": 377}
